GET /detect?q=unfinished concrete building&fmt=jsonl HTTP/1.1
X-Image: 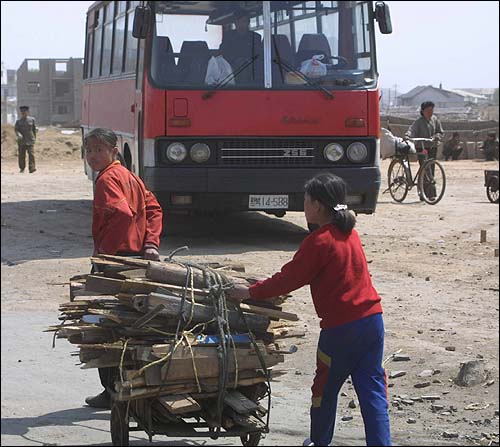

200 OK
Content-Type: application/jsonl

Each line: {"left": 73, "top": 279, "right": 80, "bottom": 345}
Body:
{"left": 16, "top": 58, "right": 83, "bottom": 126}
{"left": 1, "top": 62, "right": 17, "bottom": 125}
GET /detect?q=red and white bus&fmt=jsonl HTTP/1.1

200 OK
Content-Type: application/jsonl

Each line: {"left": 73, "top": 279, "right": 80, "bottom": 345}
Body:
{"left": 82, "top": 1, "right": 392, "bottom": 216}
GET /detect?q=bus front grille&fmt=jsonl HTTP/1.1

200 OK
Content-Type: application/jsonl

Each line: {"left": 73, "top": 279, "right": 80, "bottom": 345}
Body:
{"left": 219, "top": 140, "right": 315, "bottom": 166}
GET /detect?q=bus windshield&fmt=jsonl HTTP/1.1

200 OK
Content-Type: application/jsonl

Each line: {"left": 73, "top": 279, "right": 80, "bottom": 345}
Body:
{"left": 150, "top": 1, "right": 377, "bottom": 90}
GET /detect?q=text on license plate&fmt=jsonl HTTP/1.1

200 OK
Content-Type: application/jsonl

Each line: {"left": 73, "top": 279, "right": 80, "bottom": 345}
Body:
{"left": 248, "top": 195, "right": 289, "bottom": 209}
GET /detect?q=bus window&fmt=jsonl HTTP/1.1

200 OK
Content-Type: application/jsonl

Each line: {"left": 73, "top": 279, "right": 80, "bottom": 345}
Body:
{"left": 84, "top": 25, "right": 93, "bottom": 79}
{"left": 112, "top": 14, "right": 126, "bottom": 73}
{"left": 354, "top": 2, "right": 372, "bottom": 71}
{"left": 92, "top": 9, "right": 103, "bottom": 78}
{"left": 125, "top": 4, "right": 138, "bottom": 72}
{"left": 101, "top": 2, "right": 114, "bottom": 76}
{"left": 150, "top": 4, "right": 266, "bottom": 88}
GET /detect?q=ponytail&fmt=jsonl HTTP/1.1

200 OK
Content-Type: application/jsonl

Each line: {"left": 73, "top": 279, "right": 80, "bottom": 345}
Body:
{"left": 332, "top": 208, "right": 356, "bottom": 233}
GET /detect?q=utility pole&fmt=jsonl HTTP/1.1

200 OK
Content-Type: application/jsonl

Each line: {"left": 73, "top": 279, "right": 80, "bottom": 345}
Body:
{"left": 393, "top": 84, "right": 398, "bottom": 107}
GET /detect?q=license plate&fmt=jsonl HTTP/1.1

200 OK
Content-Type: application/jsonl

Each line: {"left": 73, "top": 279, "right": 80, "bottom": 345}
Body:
{"left": 248, "top": 195, "right": 289, "bottom": 209}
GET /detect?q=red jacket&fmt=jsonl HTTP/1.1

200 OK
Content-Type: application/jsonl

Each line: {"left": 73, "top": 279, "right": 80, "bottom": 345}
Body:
{"left": 92, "top": 161, "right": 163, "bottom": 255}
{"left": 249, "top": 223, "right": 382, "bottom": 329}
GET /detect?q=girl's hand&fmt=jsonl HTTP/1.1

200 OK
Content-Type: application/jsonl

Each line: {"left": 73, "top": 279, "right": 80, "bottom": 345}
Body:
{"left": 143, "top": 247, "right": 160, "bottom": 261}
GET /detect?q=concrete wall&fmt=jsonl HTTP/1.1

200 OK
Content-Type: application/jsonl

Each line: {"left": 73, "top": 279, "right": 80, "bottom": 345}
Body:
{"left": 17, "top": 58, "right": 83, "bottom": 126}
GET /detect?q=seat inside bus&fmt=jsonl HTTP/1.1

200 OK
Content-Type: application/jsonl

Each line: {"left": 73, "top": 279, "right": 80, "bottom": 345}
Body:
{"left": 151, "top": 36, "right": 177, "bottom": 82}
{"left": 177, "top": 41, "right": 212, "bottom": 84}
{"left": 295, "top": 33, "right": 332, "bottom": 67}
{"left": 271, "top": 34, "right": 295, "bottom": 84}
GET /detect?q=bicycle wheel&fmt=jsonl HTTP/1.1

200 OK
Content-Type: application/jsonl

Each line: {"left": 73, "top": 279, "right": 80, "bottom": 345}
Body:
{"left": 418, "top": 159, "right": 446, "bottom": 205}
{"left": 486, "top": 176, "right": 499, "bottom": 203}
{"left": 387, "top": 158, "right": 409, "bottom": 202}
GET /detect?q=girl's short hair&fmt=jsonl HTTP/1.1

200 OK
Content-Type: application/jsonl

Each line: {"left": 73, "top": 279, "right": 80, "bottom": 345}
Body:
{"left": 304, "top": 173, "right": 356, "bottom": 233}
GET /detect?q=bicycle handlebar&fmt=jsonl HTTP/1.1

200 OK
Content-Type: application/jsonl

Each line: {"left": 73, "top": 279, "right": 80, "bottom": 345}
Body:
{"left": 408, "top": 137, "right": 435, "bottom": 142}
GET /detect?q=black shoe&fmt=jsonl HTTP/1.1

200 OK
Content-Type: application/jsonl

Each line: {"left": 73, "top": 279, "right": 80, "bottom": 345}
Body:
{"left": 19, "top": 169, "right": 25, "bottom": 173}
{"left": 29, "top": 168, "right": 36, "bottom": 173}
{"left": 85, "top": 390, "right": 111, "bottom": 409}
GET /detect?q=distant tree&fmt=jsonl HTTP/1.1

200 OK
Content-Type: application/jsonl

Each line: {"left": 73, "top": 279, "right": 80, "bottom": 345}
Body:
{"left": 494, "top": 88, "right": 499, "bottom": 105}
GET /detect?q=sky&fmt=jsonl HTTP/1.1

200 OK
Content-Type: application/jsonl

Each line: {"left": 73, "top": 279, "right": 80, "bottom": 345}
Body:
{"left": 1, "top": 1, "right": 499, "bottom": 94}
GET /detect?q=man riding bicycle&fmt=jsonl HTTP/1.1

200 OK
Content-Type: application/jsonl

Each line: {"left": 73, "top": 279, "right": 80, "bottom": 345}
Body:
{"left": 404, "top": 101, "right": 444, "bottom": 200}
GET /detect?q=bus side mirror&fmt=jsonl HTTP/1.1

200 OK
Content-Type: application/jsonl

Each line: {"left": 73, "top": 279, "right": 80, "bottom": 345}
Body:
{"left": 375, "top": 2, "right": 392, "bottom": 34}
{"left": 133, "top": 6, "right": 151, "bottom": 39}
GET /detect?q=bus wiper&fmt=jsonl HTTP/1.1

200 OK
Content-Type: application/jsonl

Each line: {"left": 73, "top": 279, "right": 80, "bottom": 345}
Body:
{"left": 202, "top": 54, "right": 259, "bottom": 100}
{"left": 273, "top": 57, "right": 334, "bottom": 100}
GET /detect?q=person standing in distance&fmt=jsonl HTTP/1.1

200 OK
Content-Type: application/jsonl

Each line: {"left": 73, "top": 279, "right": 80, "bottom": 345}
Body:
{"left": 15, "top": 106, "right": 37, "bottom": 173}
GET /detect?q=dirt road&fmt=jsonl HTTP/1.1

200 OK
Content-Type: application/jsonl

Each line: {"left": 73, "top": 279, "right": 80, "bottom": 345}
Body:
{"left": 1, "top": 156, "right": 498, "bottom": 446}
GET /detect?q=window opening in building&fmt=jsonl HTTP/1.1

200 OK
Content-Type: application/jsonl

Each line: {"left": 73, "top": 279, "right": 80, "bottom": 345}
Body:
{"left": 55, "top": 62, "right": 68, "bottom": 73}
{"left": 27, "top": 60, "right": 40, "bottom": 71}
{"left": 27, "top": 82, "right": 41, "bottom": 94}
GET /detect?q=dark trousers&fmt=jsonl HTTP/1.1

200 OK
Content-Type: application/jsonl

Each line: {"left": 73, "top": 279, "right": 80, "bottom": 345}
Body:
{"left": 445, "top": 148, "right": 463, "bottom": 161}
{"left": 99, "top": 367, "right": 119, "bottom": 394}
{"left": 309, "top": 314, "right": 391, "bottom": 446}
{"left": 418, "top": 147, "right": 437, "bottom": 198}
{"left": 18, "top": 144, "right": 36, "bottom": 172}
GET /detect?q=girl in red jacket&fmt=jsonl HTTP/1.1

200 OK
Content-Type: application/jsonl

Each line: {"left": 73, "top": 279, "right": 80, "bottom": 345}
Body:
{"left": 230, "top": 173, "right": 391, "bottom": 446}
{"left": 85, "top": 128, "right": 162, "bottom": 261}
{"left": 83, "top": 128, "right": 163, "bottom": 409}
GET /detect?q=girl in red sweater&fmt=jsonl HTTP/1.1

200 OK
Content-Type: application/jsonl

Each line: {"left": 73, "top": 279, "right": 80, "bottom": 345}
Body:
{"left": 83, "top": 128, "right": 163, "bottom": 409}
{"left": 230, "top": 173, "right": 391, "bottom": 446}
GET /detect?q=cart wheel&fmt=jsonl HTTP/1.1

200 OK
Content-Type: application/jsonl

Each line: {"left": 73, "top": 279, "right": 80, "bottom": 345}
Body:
{"left": 486, "top": 176, "right": 499, "bottom": 203}
{"left": 240, "top": 432, "right": 261, "bottom": 446}
{"left": 111, "top": 401, "right": 129, "bottom": 446}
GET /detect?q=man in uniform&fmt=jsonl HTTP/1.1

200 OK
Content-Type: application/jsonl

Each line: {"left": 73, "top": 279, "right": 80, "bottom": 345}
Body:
{"left": 15, "top": 106, "right": 37, "bottom": 173}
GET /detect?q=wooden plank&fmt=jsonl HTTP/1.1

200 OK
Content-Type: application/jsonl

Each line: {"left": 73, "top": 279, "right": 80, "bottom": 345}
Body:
{"left": 224, "top": 390, "right": 259, "bottom": 414}
{"left": 134, "top": 292, "right": 270, "bottom": 333}
{"left": 147, "top": 343, "right": 283, "bottom": 383}
{"left": 271, "top": 327, "right": 306, "bottom": 339}
{"left": 114, "top": 374, "right": 269, "bottom": 401}
{"left": 237, "top": 303, "right": 298, "bottom": 322}
{"left": 224, "top": 409, "right": 266, "bottom": 430}
{"left": 85, "top": 275, "right": 124, "bottom": 294}
{"left": 146, "top": 262, "right": 252, "bottom": 290}
{"left": 91, "top": 256, "right": 132, "bottom": 266}
{"left": 114, "top": 268, "right": 148, "bottom": 279}
{"left": 94, "top": 254, "right": 153, "bottom": 267}
{"left": 157, "top": 395, "right": 201, "bottom": 415}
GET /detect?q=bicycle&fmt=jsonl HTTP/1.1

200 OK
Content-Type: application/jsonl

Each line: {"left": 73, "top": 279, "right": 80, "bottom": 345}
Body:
{"left": 385, "top": 137, "right": 446, "bottom": 205}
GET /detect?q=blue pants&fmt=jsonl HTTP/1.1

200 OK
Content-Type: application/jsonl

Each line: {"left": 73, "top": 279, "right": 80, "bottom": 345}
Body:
{"left": 310, "top": 313, "right": 391, "bottom": 446}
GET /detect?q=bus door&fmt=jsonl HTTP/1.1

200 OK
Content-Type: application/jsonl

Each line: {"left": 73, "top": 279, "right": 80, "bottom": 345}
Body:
{"left": 133, "top": 26, "right": 146, "bottom": 177}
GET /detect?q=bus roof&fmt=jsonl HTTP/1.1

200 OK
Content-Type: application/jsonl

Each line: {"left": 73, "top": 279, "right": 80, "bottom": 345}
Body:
{"left": 87, "top": 1, "right": 309, "bottom": 17}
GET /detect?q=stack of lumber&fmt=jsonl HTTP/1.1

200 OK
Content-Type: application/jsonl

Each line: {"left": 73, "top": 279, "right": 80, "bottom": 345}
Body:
{"left": 48, "top": 255, "right": 303, "bottom": 431}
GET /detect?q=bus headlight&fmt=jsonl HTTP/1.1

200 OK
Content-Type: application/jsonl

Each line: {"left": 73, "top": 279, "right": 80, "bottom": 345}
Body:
{"left": 190, "top": 143, "right": 211, "bottom": 163}
{"left": 347, "top": 142, "right": 368, "bottom": 163}
{"left": 166, "top": 142, "right": 187, "bottom": 163}
{"left": 324, "top": 143, "right": 344, "bottom": 162}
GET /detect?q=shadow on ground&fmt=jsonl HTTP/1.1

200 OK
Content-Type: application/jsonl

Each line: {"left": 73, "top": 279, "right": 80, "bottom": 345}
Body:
{"left": 1, "top": 199, "right": 308, "bottom": 264}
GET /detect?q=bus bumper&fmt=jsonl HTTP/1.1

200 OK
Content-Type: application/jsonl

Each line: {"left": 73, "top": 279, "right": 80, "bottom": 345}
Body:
{"left": 143, "top": 166, "right": 380, "bottom": 214}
